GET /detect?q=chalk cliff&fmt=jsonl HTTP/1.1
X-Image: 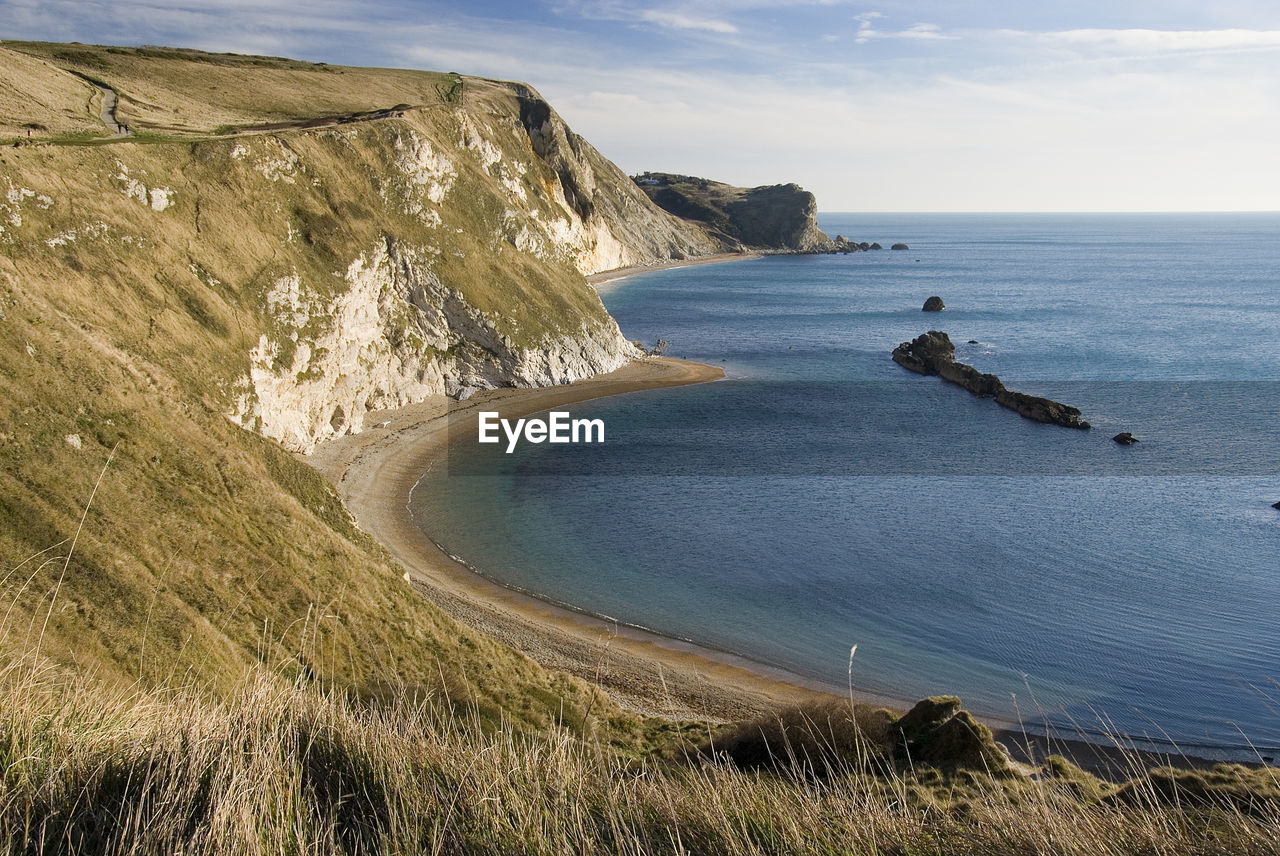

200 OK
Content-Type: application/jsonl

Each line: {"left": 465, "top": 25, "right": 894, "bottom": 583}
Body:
{"left": 1, "top": 44, "right": 726, "bottom": 453}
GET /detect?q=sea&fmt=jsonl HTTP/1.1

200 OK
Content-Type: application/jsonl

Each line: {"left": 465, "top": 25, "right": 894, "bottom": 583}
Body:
{"left": 412, "top": 213, "right": 1280, "bottom": 761}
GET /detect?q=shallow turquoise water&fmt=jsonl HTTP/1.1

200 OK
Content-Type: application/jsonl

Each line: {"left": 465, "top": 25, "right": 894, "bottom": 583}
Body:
{"left": 414, "top": 213, "right": 1280, "bottom": 760}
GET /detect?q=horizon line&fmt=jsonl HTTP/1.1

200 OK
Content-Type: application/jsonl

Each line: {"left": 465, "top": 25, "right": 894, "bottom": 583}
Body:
{"left": 816, "top": 209, "right": 1280, "bottom": 216}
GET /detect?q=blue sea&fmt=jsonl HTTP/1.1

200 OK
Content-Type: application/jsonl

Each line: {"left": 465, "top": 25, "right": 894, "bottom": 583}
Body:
{"left": 414, "top": 213, "right": 1280, "bottom": 760}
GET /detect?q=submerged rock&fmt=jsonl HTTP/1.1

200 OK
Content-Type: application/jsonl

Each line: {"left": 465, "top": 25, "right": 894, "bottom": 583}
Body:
{"left": 892, "top": 331, "right": 1091, "bottom": 430}
{"left": 922, "top": 295, "right": 945, "bottom": 312}
{"left": 1113, "top": 432, "right": 1139, "bottom": 445}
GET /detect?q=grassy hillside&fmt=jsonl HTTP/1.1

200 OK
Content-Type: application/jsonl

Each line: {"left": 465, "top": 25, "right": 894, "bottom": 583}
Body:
{"left": 2, "top": 41, "right": 461, "bottom": 138}
{"left": 0, "top": 41, "right": 698, "bottom": 740}
{"left": 2, "top": 662, "right": 1278, "bottom": 855}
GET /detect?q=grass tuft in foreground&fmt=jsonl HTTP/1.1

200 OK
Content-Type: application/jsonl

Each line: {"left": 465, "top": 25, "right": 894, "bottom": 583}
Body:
{"left": 1, "top": 651, "right": 1279, "bottom": 855}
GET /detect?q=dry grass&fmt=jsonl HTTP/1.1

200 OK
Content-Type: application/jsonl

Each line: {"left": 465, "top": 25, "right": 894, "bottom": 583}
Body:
{"left": 0, "top": 648, "right": 1278, "bottom": 855}
{"left": 1, "top": 41, "right": 464, "bottom": 137}
{"left": 0, "top": 47, "right": 104, "bottom": 139}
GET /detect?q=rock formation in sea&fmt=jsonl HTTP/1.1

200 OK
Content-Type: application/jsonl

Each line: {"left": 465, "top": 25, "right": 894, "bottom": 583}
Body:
{"left": 892, "top": 331, "right": 1091, "bottom": 429}
{"left": 891, "top": 243, "right": 910, "bottom": 250}
{"left": 922, "top": 296, "right": 945, "bottom": 312}
{"left": 1113, "top": 432, "right": 1139, "bottom": 445}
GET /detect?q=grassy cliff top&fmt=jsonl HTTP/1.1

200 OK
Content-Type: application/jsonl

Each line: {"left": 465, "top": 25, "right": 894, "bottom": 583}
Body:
{"left": 632, "top": 171, "right": 828, "bottom": 251}
{"left": 1, "top": 41, "right": 517, "bottom": 139}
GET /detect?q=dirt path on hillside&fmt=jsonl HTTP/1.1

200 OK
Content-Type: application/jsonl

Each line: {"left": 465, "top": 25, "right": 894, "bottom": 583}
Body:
{"left": 94, "top": 82, "right": 128, "bottom": 136}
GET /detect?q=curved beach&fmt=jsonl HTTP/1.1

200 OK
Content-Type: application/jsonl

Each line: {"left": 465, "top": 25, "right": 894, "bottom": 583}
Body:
{"left": 307, "top": 356, "right": 852, "bottom": 722}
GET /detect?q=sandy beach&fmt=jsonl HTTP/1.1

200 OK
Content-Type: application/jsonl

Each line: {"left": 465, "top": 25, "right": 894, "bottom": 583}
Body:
{"left": 308, "top": 356, "right": 848, "bottom": 722}
{"left": 587, "top": 252, "right": 761, "bottom": 288}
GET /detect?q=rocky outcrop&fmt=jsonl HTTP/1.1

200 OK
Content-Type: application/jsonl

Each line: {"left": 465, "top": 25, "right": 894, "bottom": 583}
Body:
{"left": 892, "top": 243, "right": 909, "bottom": 251}
{"left": 701, "top": 695, "right": 1011, "bottom": 777}
{"left": 631, "top": 172, "right": 914, "bottom": 257}
{"left": 892, "top": 331, "right": 1091, "bottom": 430}
{"left": 1113, "top": 432, "right": 1139, "bottom": 445}
{"left": 632, "top": 172, "right": 831, "bottom": 253}
{"left": 922, "top": 296, "right": 945, "bottom": 312}
{"left": 830, "top": 235, "right": 871, "bottom": 254}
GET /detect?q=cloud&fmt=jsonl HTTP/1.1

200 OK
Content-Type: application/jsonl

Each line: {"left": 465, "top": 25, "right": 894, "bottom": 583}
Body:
{"left": 855, "top": 15, "right": 956, "bottom": 45}
{"left": 890, "top": 23, "right": 955, "bottom": 40}
{"left": 1042, "top": 28, "right": 1280, "bottom": 53}
{"left": 552, "top": 1, "right": 740, "bottom": 34}
{"left": 638, "top": 9, "right": 738, "bottom": 33}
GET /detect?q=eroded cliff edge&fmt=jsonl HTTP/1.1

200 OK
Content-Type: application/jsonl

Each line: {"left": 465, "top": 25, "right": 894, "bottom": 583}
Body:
{"left": 1, "top": 44, "right": 725, "bottom": 453}
{"left": 220, "top": 82, "right": 722, "bottom": 452}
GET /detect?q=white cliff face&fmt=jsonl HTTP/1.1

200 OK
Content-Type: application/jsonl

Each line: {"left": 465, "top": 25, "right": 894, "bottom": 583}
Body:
{"left": 452, "top": 94, "right": 719, "bottom": 277}
{"left": 230, "top": 240, "right": 636, "bottom": 454}
{"left": 223, "top": 81, "right": 717, "bottom": 454}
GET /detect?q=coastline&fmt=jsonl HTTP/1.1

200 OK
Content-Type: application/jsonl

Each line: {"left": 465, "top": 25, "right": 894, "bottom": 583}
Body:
{"left": 586, "top": 252, "right": 762, "bottom": 289}
{"left": 307, "top": 357, "right": 850, "bottom": 722}
{"left": 308, "top": 354, "right": 1227, "bottom": 775}
{"left": 307, "top": 253, "right": 1231, "bottom": 773}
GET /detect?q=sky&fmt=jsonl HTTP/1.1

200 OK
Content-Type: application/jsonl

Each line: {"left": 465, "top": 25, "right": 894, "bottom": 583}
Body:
{"left": 4, "top": 0, "right": 1280, "bottom": 211}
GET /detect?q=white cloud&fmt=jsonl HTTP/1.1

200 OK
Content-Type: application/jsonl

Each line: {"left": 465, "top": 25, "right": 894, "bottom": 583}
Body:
{"left": 639, "top": 9, "right": 738, "bottom": 34}
{"left": 1045, "top": 27, "right": 1280, "bottom": 53}
{"left": 891, "top": 23, "right": 956, "bottom": 41}
{"left": 856, "top": 15, "right": 955, "bottom": 45}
